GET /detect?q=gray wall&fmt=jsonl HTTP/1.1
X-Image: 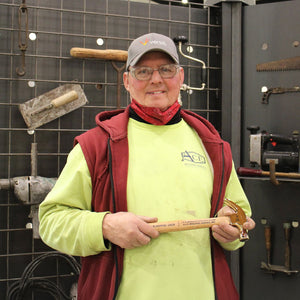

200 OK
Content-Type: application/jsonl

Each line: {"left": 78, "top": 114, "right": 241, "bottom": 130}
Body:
{"left": 241, "top": 1, "right": 300, "bottom": 299}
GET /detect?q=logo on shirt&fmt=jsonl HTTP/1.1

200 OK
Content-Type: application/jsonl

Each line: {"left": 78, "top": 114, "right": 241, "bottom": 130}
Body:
{"left": 181, "top": 150, "right": 206, "bottom": 165}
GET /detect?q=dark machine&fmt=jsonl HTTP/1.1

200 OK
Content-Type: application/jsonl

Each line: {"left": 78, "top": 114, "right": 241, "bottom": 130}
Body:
{"left": 247, "top": 126, "right": 300, "bottom": 173}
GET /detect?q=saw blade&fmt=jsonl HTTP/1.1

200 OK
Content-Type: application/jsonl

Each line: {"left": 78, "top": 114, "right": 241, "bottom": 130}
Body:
{"left": 256, "top": 56, "right": 300, "bottom": 72}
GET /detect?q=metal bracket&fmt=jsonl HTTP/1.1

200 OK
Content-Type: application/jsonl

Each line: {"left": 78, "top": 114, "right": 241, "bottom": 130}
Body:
{"left": 204, "top": 0, "right": 255, "bottom": 5}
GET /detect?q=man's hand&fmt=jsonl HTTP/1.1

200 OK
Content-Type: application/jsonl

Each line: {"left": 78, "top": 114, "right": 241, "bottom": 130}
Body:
{"left": 102, "top": 212, "right": 160, "bottom": 249}
{"left": 212, "top": 205, "right": 256, "bottom": 244}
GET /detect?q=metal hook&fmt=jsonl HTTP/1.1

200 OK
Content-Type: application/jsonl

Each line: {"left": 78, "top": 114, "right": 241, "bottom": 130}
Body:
{"left": 16, "top": 50, "right": 26, "bottom": 76}
{"left": 16, "top": 2, "right": 28, "bottom": 76}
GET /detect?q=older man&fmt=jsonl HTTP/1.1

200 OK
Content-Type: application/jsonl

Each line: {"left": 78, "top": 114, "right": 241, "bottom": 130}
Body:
{"left": 39, "top": 33, "right": 255, "bottom": 300}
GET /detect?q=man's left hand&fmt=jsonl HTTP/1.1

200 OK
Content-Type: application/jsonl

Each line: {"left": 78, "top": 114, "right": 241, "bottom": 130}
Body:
{"left": 212, "top": 205, "right": 255, "bottom": 244}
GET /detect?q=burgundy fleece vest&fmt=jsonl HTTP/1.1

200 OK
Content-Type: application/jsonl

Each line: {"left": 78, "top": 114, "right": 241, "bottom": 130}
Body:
{"left": 74, "top": 107, "right": 238, "bottom": 300}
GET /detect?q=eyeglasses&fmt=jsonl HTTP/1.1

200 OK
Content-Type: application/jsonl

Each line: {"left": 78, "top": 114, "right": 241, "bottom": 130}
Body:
{"left": 129, "top": 64, "right": 180, "bottom": 81}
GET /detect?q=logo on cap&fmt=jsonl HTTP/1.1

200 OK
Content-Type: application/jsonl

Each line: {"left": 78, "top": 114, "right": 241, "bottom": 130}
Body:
{"left": 140, "top": 38, "right": 149, "bottom": 46}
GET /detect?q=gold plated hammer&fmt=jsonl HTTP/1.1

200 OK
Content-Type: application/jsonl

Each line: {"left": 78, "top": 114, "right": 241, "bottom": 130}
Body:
{"left": 151, "top": 199, "right": 249, "bottom": 242}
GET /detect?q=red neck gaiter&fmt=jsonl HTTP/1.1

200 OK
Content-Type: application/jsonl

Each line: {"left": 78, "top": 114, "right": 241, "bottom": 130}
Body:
{"left": 130, "top": 99, "right": 181, "bottom": 125}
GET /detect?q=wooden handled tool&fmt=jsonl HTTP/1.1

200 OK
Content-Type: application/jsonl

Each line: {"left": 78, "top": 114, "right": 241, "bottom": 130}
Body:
{"left": 70, "top": 47, "right": 128, "bottom": 62}
{"left": 19, "top": 84, "right": 88, "bottom": 130}
{"left": 30, "top": 90, "right": 78, "bottom": 116}
{"left": 152, "top": 217, "right": 230, "bottom": 232}
{"left": 151, "top": 199, "right": 249, "bottom": 241}
{"left": 264, "top": 225, "right": 272, "bottom": 265}
{"left": 283, "top": 222, "right": 291, "bottom": 270}
{"left": 237, "top": 167, "right": 300, "bottom": 179}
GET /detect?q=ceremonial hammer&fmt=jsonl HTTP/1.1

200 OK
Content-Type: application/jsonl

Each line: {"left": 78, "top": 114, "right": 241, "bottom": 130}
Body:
{"left": 151, "top": 199, "right": 249, "bottom": 242}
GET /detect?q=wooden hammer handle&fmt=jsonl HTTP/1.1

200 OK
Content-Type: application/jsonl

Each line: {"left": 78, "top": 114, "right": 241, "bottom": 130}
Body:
{"left": 151, "top": 216, "right": 230, "bottom": 233}
{"left": 70, "top": 47, "right": 128, "bottom": 62}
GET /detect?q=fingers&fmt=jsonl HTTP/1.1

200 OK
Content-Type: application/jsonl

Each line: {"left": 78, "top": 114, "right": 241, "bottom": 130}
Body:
{"left": 212, "top": 222, "right": 240, "bottom": 243}
{"left": 212, "top": 216, "right": 256, "bottom": 244}
{"left": 102, "top": 212, "right": 159, "bottom": 249}
{"left": 243, "top": 217, "right": 256, "bottom": 231}
{"left": 137, "top": 215, "right": 160, "bottom": 239}
{"left": 216, "top": 206, "right": 235, "bottom": 217}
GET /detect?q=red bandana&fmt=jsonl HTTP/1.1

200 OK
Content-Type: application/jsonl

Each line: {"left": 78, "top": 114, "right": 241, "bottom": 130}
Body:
{"left": 130, "top": 99, "right": 181, "bottom": 125}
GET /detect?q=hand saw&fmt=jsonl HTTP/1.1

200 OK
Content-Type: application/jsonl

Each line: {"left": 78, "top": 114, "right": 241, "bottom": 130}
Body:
{"left": 256, "top": 56, "right": 300, "bottom": 72}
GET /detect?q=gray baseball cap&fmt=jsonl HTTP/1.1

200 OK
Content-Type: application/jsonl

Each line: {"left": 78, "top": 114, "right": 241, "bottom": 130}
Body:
{"left": 126, "top": 33, "right": 179, "bottom": 69}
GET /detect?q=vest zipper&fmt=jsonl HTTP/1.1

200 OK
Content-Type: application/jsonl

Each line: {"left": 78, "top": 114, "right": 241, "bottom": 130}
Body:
{"left": 213, "top": 143, "right": 225, "bottom": 216}
{"left": 108, "top": 137, "right": 119, "bottom": 300}
{"left": 213, "top": 143, "right": 225, "bottom": 300}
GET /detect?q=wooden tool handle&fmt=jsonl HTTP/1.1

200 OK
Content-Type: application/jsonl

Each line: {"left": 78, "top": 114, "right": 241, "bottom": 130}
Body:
{"left": 237, "top": 167, "right": 300, "bottom": 179}
{"left": 283, "top": 223, "right": 291, "bottom": 269}
{"left": 30, "top": 90, "right": 79, "bottom": 116}
{"left": 51, "top": 90, "right": 78, "bottom": 107}
{"left": 264, "top": 225, "right": 271, "bottom": 251}
{"left": 261, "top": 170, "right": 300, "bottom": 179}
{"left": 151, "top": 216, "right": 230, "bottom": 233}
{"left": 70, "top": 47, "right": 128, "bottom": 62}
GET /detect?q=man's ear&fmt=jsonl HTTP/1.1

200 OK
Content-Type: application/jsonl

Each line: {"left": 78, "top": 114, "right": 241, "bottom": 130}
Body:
{"left": 123, "top": 72, "right": 130, "bottom": 92}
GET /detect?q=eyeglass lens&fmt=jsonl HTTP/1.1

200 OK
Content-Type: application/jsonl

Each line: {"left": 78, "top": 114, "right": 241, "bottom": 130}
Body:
{"left": 132, "top": 64, "right": 178, "bottom": 80}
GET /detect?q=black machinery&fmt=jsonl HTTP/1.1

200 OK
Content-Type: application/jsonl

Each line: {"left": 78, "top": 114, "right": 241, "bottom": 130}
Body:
{"left": 247, "top": 126, "right": 300, "bottom": 173}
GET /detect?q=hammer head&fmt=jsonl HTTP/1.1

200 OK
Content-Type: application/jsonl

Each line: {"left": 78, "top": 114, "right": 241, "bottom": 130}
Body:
{"left": 224, "top": 199, "right": 249, "bottom": 242}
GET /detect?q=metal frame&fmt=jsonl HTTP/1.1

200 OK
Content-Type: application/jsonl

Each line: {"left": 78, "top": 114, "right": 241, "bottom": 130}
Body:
{"left": 204, "top": 0, "right": 256, "bottom": 6}
{"left": 220, "top": 1, "right": 244, "bottom": 292}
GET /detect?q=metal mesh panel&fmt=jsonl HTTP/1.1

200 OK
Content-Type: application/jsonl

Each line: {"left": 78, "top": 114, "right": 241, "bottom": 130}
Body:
{"left": 0, "top": 0, "right": 221, "bottom": 298}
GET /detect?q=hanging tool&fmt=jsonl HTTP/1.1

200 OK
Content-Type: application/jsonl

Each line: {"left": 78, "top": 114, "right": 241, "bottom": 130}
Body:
{"left": 111, "top": 62, "right": 126, "bottom": 109}
{"left": 19, "top": 84, "right": 88, "bottom": 130}
{"left": 16, "top": 0, "right": 28, "bottom": 76}
{"left": 0, "top": 143, "right": 57, "bottom": 238}
{"left": 237, "top": 167, "right": 300, "bottom": 179}
{"left": 256, "top": 56, "right": 300, "bottom": 72}
{"left": 261, "top": 222, "right": 298, "bottom": 276}
{"left": 70, "top": 47, "right": 128, "bottom": 108}
{"left": 283, "top": 222, "right": 292, "bottom": 271}
{"left": 261, "top": 86, "right": 300, "bottom": 104}
{"left": 70, "top": 47, "right": 128, "bottom": 62}
{"left": 0, "top": 176, "right": 57, "bottom": 205}
{"left": 264, "top": 224, "right": 272, "bottom": 266}
{"left": 173, "top": 36, "right": 206, "bottom": 91}
{"left": 30, "top": 90, "right": 78, "bottom": 115}
{"left": 246, "top": 126, "right": 300, "bottom": 173}
{"left": 151, "top": 199, "right": 249, "bottom": 241}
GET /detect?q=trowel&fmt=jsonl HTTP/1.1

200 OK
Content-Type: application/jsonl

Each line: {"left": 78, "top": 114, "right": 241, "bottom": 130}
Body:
{"left": 19, "top": 83, "right": 88, "bottom": 130}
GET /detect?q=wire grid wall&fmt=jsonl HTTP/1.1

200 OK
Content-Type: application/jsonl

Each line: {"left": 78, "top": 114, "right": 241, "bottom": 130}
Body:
{"left": 0, "top": 0, "right": 222, "bottom": 298}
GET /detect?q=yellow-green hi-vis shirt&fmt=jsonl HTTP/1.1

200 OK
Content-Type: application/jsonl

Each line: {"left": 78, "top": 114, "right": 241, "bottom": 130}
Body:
{"left": 116, "top": 118, "right": 247, "bottom": 300}
{"left": 39, "top": 118, "right": 251, "bottom": 300}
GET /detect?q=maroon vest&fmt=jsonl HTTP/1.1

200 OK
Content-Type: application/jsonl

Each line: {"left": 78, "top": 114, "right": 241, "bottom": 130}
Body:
{"left": 75, "top": 107, "right": 238, "bottom": 300}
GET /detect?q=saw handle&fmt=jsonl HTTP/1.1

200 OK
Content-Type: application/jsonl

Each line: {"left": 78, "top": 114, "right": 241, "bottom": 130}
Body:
{"left": 70, "top": 47, "right": 128, "bottom": 62}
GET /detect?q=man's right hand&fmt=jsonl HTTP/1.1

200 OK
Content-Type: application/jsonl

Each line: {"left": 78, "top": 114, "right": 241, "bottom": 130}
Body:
{"left": 102, "top": 212, "right": 160, "bottom": 249}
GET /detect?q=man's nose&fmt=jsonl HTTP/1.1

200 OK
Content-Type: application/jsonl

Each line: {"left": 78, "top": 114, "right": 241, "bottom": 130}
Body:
{"left": 150, "top": 69, "right": 163, "bottom": 82}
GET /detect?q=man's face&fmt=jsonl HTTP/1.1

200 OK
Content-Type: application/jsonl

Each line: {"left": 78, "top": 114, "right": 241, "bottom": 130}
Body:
{"left": 123, "top": 51, "right": 184, "bottom": 111}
